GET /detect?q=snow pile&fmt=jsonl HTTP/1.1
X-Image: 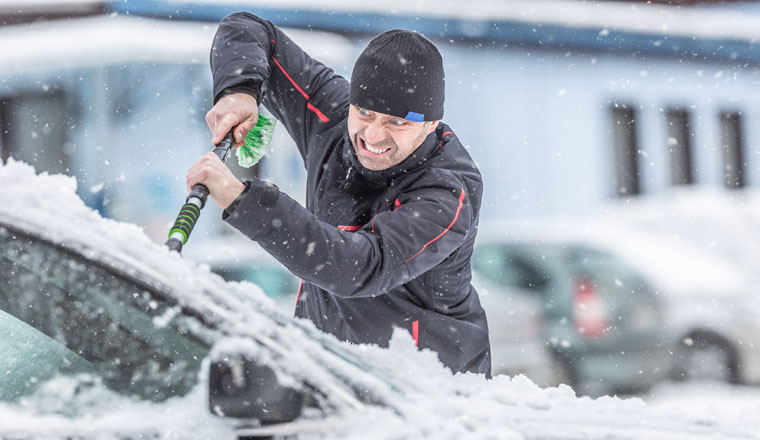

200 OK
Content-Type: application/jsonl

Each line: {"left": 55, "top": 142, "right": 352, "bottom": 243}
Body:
{"left": 600, "top": 185, "right": 760, "bottom": 283}
{"left": 320, "top": 329, "right": 760, "bottom": 439}
{"left": 647, "top": 381, "right": 760, "bottom": 434}
{"left": 3, "top": 159, "right": 760, "bottom": 438}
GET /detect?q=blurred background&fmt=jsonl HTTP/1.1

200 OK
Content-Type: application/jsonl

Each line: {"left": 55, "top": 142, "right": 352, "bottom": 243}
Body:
{"left": 2, "top": 0, "right": 760, "bottom": 408}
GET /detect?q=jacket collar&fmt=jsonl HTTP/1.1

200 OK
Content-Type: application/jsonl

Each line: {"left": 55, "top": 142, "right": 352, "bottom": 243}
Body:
{"left": 341, "top": 130, "right": 438, "bottom": 186}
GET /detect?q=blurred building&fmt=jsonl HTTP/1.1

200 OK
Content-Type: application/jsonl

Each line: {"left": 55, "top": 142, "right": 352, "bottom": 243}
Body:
{"left": 2, "top": 0, "right": 760, "bottom": 239}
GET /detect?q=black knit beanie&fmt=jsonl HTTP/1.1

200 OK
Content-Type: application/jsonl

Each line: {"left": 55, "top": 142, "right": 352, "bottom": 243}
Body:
{"left": 349, "top": 29, "right": 444, "bottom": 122}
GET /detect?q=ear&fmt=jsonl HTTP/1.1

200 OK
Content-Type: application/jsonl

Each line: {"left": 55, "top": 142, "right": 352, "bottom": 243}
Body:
{"left": 427, "top": 120, "right": 440, "bottom": 135}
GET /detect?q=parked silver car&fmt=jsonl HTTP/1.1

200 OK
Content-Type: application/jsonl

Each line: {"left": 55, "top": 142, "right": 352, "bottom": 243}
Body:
{"left": 473, "top": 221, "right": 671, "bottom": 396}
{"left": 477, "top": 218, "right": 760, "bottom": 390}
{"left": 584, "top": 219, "right": 760, "bottom": 385}
{"left": 601, "top": 189, "right": 760, "bottom": 384}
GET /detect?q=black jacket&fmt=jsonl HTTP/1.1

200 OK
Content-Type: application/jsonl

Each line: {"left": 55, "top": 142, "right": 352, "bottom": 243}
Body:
{"left": 213, "top": 13, "right": 491, "bottom": 376}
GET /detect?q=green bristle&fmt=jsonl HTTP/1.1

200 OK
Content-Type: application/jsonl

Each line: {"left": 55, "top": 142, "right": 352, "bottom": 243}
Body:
{"left": 237, "top": 114, "right": 276, "bottom": 168}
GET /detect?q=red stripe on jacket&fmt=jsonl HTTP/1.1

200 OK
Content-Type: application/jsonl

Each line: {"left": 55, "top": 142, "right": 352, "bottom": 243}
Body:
{"left": 412, "top": 320, "right": 419, "bottom": 347}
{"left": 439, "top": 131, "right": 455, "bottom": 148}
{"left": 404, "top": 188, "right": 466, "bottom": 263}
{"left": 338, "top": 224, "right": 363, "bottom": 232}
{"left": 295, "top": 279, "right": 304, "bottom": 305}
{"left": 271, "top": 56, "right": 330, "bottom": 122}
{"left": 307, "top": 102, "right": 330, "bottom": 123}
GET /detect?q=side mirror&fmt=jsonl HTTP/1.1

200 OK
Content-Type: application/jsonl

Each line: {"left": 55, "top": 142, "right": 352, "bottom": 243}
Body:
{"left": 208, "top": 355, "right": 305, "bottom": 424}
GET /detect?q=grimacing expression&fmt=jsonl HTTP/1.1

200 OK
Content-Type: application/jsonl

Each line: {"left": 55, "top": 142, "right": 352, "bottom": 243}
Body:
{"left": 347, "top": 105, "right": 439, "bottom": 171}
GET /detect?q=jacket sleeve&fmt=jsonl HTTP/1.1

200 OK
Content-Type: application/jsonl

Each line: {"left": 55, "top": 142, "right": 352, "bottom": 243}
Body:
{"left": 223, "top": 173, "right": 474, "bottom": 298}
{"left": 211, "top": 12, "right": 349, "bottom": 160}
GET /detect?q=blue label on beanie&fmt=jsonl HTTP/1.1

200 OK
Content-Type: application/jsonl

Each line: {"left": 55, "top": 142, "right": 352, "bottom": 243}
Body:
{"left": 404, "top": 112, "right": 425, "bottom": 122}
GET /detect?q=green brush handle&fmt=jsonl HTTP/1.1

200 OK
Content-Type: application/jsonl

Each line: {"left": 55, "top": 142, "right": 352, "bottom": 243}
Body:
{"left": 166, "top": 132, "right": 234, "bottom": 253}
{"left": 166, "top": 202, "right": 201, "bottom": 252}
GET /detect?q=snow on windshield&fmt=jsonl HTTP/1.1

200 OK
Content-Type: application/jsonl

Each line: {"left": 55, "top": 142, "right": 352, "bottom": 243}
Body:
{"left": 2, "top": 159, "right": 760, "bottom": 438}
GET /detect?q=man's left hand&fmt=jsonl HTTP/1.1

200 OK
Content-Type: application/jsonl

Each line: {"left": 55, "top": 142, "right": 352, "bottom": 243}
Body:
{"left": 186, "top": 152, "right": 245, "bottom": 210}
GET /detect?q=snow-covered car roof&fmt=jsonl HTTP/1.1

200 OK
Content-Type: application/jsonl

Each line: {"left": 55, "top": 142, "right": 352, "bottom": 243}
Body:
{"left": 477, "top": 216, "right": 750, "bottom": 299}
{"left": 2, "top": 159, "right": 760, "bottom": 439}
{"left": 600, "top": 186, "right": 760, "bottom": 278}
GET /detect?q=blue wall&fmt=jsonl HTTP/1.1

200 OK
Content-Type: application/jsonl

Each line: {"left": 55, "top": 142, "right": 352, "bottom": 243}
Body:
{"left": 102, "top": 1, "right": 760, "bottom": 220}
{"left": 4, "top": 2, "right": 760, "bottom": 239}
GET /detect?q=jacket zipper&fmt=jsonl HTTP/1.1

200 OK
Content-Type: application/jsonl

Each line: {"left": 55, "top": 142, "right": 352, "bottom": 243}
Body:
{"left": 343, "top": 166, "right": 354, "bottom": 189}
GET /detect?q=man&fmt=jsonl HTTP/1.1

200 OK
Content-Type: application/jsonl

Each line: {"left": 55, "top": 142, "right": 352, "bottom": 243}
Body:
{"left": 187, "top": 12, "right": 491, "bottom": 375}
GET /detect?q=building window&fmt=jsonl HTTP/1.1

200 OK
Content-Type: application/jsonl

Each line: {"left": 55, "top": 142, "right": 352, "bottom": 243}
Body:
{"left": 719, "top": 111, "right": 745, "bottom": 189}
{"left": 665, "top": 109, "right": 694, "bottom": 186}
{"left": 0, "top": 91, "right": 70, "bottom": 175}
{"left": 610, "top": 103, "right": 640, "bottom": 197}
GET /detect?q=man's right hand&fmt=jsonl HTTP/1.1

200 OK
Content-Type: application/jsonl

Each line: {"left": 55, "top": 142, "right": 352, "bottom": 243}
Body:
{"left": 205, "top": 93, "right": 259, "bottom": 147}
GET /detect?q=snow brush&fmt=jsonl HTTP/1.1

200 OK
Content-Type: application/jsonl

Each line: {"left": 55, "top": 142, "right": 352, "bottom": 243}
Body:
{"left": 236, "top": 113, "right": 276, "bottom": 167}
{"left": 165, "top": 114, "right": 277, "bottom": 253}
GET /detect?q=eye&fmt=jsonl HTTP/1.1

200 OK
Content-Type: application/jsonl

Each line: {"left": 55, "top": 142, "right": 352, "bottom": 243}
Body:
{"left": 358, "top": 107, "right": 371, "bottom": 116}
{"left": 389, "top": 119, "right": 407, "bottom": 126}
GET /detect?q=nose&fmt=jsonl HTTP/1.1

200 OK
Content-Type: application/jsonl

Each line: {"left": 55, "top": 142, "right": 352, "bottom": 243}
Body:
{"left": 363, "top": 119, "right": 387, "bottom": 144}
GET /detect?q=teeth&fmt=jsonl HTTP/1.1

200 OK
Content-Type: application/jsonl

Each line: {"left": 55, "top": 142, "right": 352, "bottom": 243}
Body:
{"left": 365, "top": 143, "right": 388, "bottom": 154}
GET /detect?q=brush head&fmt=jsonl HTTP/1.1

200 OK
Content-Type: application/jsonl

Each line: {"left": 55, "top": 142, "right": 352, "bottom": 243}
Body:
{"left": 237, "top": 114, "right": 276, "bottom": 168}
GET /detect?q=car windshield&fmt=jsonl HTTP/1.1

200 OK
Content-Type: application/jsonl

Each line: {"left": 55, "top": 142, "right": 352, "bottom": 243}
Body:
{"left": 0, "top": 225, "right": 209, "bottom": 403}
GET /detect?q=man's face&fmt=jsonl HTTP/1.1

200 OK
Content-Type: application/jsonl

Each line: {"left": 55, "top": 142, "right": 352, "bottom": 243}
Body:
{"left": 347, "top": 105, "right": 439, "bottom": 171}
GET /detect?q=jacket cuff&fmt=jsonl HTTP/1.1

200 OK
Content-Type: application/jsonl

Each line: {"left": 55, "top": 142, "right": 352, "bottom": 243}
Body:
{"left": 222, "top": 180, "right": 251, "bottom": 218}
{"left": 222, "top": 179, "right": 280, "bottom": 221}
{"left": 215, "top": 82, "right": 262, "bottom": 105}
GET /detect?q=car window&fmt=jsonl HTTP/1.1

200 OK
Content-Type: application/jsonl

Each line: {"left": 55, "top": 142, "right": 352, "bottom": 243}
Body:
{"left": 473, "top": 244, "right": 547, "bottom": 290}
{"left": 0, "top": 226, "right": 208, "bottom": 402}
{"left": 0, "top": 308, "right": 96, "bottom": 401}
